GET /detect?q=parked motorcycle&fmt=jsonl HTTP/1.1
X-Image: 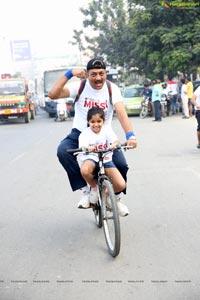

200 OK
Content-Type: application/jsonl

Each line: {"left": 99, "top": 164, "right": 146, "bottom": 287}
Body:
{"left": 54, "top": 98, "right": 71, "bottom": 122}
{"left": 160, "top": 92, "right": 171, "bottom": 117}
{"left": 160, "top": 94, "right": 168, "bottom": 117}
{"left": 140, "top": 96, "right": 153, "bottom": 118}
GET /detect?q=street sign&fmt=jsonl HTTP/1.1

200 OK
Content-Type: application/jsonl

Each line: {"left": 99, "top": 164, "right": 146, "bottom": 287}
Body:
{"left": 11, "top": 40, "right": 31, "bottom": 62}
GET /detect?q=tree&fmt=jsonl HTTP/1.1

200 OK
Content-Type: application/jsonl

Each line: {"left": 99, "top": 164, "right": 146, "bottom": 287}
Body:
{"left": 78, "top": 0, "right": 200, "bottom": 78}
{"left": 80, "top": 0, "right": 130, "bottom": 66}
{"left": 69, "top": 30, "right": 85, "bottom": 65}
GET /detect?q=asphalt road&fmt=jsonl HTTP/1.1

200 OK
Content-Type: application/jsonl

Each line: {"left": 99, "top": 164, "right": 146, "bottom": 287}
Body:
{"left": 0, "top": 109, "right": 200, "bottom": 300}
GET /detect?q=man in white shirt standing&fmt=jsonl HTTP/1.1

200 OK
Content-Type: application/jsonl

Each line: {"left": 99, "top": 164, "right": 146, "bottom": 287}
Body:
{"left": 191, "top": 86, "right": 200, "bottom": 148}
{"left": 180, "top": 78, "right": 189, "bottom": 119}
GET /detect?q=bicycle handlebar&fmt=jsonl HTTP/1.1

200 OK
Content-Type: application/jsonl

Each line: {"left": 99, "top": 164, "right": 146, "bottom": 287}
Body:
{"left": 66, "top": 143, "right": 133, "bottom": 155}
{"left": 67, "top": 147, "right": 83, "bottom": 154}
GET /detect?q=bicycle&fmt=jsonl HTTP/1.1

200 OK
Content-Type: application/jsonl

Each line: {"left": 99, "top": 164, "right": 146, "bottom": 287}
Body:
{"left": 67, "top": 144, "right": 132, "bottom": 257}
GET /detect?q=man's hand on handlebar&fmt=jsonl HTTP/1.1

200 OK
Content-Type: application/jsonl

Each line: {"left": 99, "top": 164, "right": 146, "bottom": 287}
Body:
{"left": 126, "top": 139, "right": 137, "bottom": 149}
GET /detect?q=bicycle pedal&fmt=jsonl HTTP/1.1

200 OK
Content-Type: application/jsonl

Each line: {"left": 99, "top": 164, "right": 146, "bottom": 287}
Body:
{"left": 106, "top": 206, "right": 112, "bottom": 211}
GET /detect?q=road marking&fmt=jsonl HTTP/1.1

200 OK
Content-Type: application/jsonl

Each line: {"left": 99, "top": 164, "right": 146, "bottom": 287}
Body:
{"left": 10, "top": 153, "right": 26, "bottom": 164}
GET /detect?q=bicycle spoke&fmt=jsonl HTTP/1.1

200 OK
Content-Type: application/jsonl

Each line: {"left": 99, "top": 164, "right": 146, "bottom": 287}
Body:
{"left": 101, "top": 180, "right": 120, "bottom": 257}
{"left": 93, "top": 201, "right": 102, "bottom": 228}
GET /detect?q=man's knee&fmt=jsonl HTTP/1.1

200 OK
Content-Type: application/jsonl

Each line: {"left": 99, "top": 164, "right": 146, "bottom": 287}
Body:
{"left": 57, "top": 140, "right": 69, "bottom": 160}
{"left": 57, "top": 142, "right": 63, "bottom": 158}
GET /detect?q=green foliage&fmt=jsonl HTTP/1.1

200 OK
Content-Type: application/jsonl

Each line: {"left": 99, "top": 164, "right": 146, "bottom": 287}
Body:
{"left": 73, "top": 0, "right": 200, "bottom": 79}
{"left": 12, "top": 72, "right": 22, "bottom": 78}
{"left": 70, "top": 30, "right": 85, "bottom": 52}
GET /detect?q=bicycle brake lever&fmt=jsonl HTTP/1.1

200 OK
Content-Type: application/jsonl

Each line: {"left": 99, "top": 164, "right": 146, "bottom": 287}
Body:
{"left": 83, "top": 147, "right": 90, "bottom": 154}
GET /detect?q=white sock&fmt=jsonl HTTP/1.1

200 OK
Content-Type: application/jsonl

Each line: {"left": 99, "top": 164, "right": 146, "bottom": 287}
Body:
{"left": 91, "top": 185, "right": 97, "bottom": 192}
{"left": 115, "top": 192, "right": 122, "bottom": 201}
{"left": 80, "top": 185, "right": 89, "bottom": 194}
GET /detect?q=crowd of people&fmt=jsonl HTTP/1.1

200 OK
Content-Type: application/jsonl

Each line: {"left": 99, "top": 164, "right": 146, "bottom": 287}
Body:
{"left": 142, "top": 77, "right": 194, "bottom": 120}
{"left": 141, "top": 77, "right": 200, "bottom": 148}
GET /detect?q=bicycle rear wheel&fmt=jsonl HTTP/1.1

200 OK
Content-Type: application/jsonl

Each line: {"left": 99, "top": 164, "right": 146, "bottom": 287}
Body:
{"left": 100, "top": 179, "right": 120, "bottom": 257}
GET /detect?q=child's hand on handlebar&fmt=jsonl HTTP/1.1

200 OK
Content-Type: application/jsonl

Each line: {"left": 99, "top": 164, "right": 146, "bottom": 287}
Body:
{"left": 82, "top": 145, "right": 95, "bottom": 152}
{"left": 109, "top": 141, "right": 120, "bottom": 151}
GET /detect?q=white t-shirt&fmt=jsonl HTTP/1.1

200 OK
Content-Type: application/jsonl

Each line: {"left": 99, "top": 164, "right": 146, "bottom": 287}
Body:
{"left": 193, "top": 86, "right": 200, "bottom": 110}
{"left": 161, "top": 85, "right": 171, "bottom": 96}
{"left": 78, "top": 125, "right": 118, "bottom": 163}
{"left": 181, "top": 84, "right": 187, "bottom": 100}
{"left": 68, "top": 80, "right": 122, "bottom": 131}
{"left": 168, "top": 81, "right": 178, "bottom": 95}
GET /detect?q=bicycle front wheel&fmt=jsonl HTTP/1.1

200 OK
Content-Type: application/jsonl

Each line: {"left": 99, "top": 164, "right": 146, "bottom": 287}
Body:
{"left": 100, "top": 179, "right": 120, "bottom": 257}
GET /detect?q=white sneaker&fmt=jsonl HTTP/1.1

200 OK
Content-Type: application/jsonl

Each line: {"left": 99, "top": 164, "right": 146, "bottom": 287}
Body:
{"left": 115, "top": 193, "right": 122, "bottom": 202}
{"left": 89, "top": 188, "right": 99, "bottom": 205}
{"left": 115, "top": 194, "right": 129, "bottom": 217}
{"left": 77, "top": 191, "right": 90, "bottom": 209}
{"left": 117, "top": 201, "right": 129, "bottom": 217}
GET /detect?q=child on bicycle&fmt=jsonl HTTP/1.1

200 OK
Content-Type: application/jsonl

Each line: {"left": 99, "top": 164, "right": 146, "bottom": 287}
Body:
{"left": 78, "top": 107, "right": 129, "bottom": 217}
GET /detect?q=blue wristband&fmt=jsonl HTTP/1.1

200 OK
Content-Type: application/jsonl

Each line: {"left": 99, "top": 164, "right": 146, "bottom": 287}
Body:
{"left": 64, "top": 69, "right": 73, "bottom": 80}
{"left": 126, "top": 131, "right": 135, "bottom": 140}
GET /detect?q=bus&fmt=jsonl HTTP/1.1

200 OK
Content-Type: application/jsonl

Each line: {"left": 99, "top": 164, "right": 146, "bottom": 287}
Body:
{"left": 39, "top": 67, "right": 83, "bottom": 117}
{"left": 106, "top": 68, "right": 121, "bottom": 86}
{"left": 38, "top": 66, "right": 120, "bottom": 117}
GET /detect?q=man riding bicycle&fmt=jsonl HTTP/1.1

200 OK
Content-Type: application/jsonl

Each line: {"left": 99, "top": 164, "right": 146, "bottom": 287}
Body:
{"left": 48, "top": 57, "right": 137, "bottom": 214}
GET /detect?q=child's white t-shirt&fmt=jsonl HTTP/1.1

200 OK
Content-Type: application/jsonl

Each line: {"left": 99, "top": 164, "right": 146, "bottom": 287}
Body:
{"left": 78, "top": 125, "right": 118, "bottom": 164}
